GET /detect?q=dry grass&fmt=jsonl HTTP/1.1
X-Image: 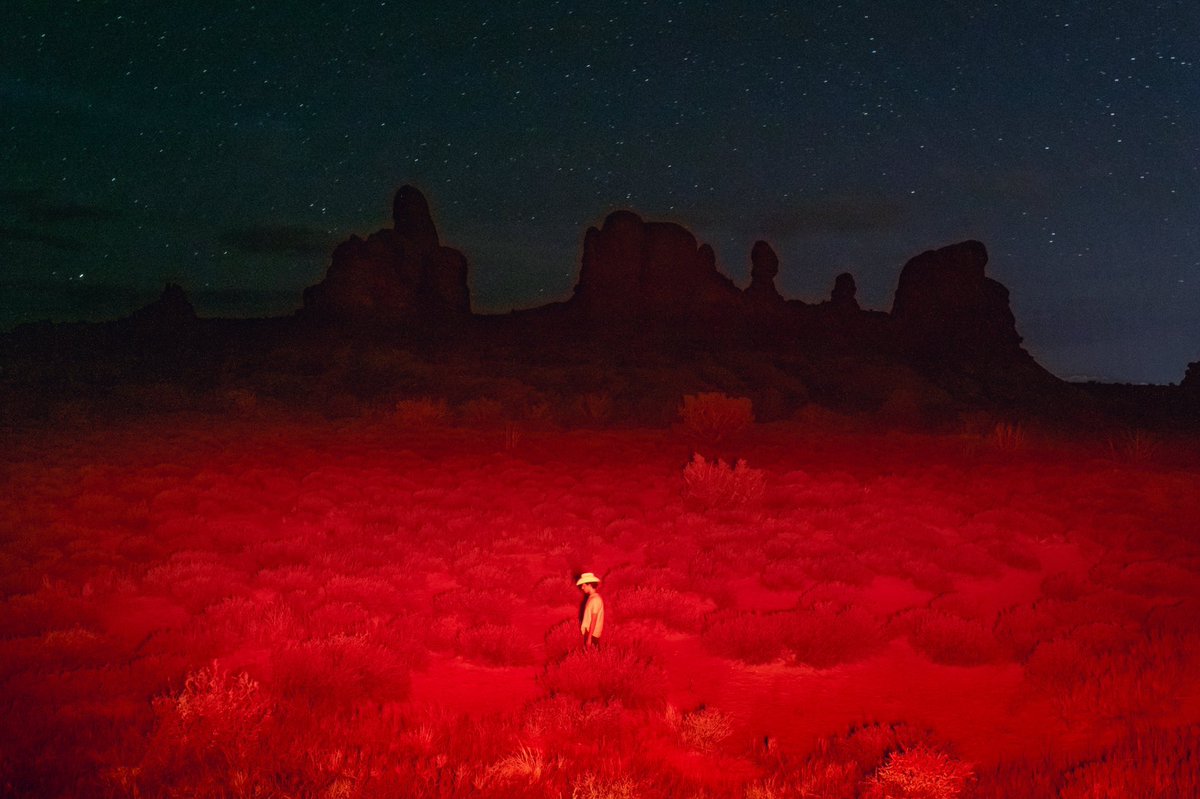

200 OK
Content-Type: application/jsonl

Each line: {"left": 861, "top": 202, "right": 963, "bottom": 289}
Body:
{"left": 682, "top": 453, "right": 766, "bottom": 509}
{"left": 2, "top": 418, "right": 1199, "bottom": 796}
{"left": 679, "top": 392, "right": 754, "bottom": 443}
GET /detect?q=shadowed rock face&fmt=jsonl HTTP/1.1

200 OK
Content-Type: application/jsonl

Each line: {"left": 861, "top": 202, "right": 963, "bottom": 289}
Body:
{"left": 1183, "top": 361, "right": 1200, "bottom": 390}
{"left": 571, "top": 210, "right": 741, "bottom": 323}
{"left": 745, "top": 241, "right": 784, "bottom": 305}
{"left": 830, "top": 273, "right": 859, "bottom": 310}
{"left": 290, "top": 186, "right": 1066, "bottom": 395}
{"left": 124, "top": 283, "right": 196, "bottom": 331}
{"left": 302, "top": 186, "right": 469, "bottom": 321}
{"left": 890, "top": 240, "right": 1023, "bottom": 360}
{"left": 392, "top": 185, "right": 440, "bottom": 251}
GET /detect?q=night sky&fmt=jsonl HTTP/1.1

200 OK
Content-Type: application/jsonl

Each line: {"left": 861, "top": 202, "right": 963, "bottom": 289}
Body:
{"left": 4, "top": 1, "right": 1197, "bottom": 383}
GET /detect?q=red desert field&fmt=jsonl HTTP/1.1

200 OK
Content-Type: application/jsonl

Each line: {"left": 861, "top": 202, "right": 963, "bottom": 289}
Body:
{"left": 2, "top": 411, "right": 1198, "bottom": 797}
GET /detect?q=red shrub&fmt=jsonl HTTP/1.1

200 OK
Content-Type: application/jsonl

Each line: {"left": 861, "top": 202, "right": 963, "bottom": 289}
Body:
{"left": 702, "top": 610, "right": 786, "bottom": 663}
{"left": 608, "top": 585, "right": 715, "bottom": 633}
{"left": 140, "top": 661, "right": 273, "bottom": 795}
{"left": 395, "top": 396, "right": 450, "bottom": 427}
{"left": 679, "top": 392, "right": 754, "bottom": 442}
{"left": 540, "top": 646, "right": 668, "bottom": 709}
{"left": 1058, "top": 725, "right": 1200, "bottom": 799}
{"left": 269, "top": 633, "right": 411, "bottom": 712}
{"left": 865, "top": 743, "right": 975, "bottom": 799}
{"left": 786, "top": 602, "right": 888, "bottom": 667}
{"left": 683, "top": 454, "right": 766, "bottom": 509}
{"left": 896, "top": 607, "right": 1005, "bottom": 666}
{"left": 457, "top": 622, "right": 536, "bottom": 666}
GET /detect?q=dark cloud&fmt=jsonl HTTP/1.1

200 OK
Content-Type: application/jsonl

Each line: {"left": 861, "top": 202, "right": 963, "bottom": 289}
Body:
{"left": 220, "top": 224, "right": 333, "bottom": 256}
{"left": 0, "top": 226, "right": 85, "bottom": 251}
{"left": 27, "top": 202, "right": 117, "bottom": 224}
{"left": 0, "top": 190, "right": 117, "bottom": 224}
{"left": 0, "top": 188, "right": 45, "bottom": 207}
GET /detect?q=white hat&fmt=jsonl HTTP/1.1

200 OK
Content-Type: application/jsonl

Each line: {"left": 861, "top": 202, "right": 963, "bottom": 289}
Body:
{"left": 576, "top": 572, "right": 601, "bottom": 585}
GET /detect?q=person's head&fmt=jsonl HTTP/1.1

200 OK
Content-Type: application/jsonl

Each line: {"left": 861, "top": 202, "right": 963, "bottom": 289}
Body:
{"left": 576, "top": 572, "right": 600, "bottom": 593}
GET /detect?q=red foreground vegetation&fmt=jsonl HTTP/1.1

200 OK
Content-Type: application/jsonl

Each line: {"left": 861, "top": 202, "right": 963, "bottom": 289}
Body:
{"left": 2, "top": 411, "right": 1199, "bottom": 797}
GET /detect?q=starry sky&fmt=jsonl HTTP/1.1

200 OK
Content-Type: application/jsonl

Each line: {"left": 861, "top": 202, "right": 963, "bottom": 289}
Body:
{"left": 3, "top": 1, "right": 1198, "bottom": 383}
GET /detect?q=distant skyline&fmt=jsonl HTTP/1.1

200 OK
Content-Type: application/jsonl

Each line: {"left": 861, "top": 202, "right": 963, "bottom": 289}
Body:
{"left": 3, "top": 2, "right": 1198, "bottom": 383}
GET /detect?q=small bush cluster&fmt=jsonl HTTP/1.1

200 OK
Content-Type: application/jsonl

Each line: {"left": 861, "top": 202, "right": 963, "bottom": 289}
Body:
{"left": 683, "top": 453, "right": 766, "bottom": 509}
{"left": 702, "top": 602, "right": 886, "bottom": 666}
{"left": 395, "top": 396, "right": 450, "bottom": 427}
{"left": 865, "top": 744, "right": 975, "bottom": 799}
{"left": 1108, "top": 427, "right": 1160, "bottom": 463}
{"left": 679, "top": 392, "right": 754, "bottom": 442}
{"left": 540, "top": 645, "right": 669, "bottom": 709}
{"left": 990, "top": 421, "right": 1027, "bottom": 452}
{"left": 666, "top": 704, "right": 734, "bottom": 752}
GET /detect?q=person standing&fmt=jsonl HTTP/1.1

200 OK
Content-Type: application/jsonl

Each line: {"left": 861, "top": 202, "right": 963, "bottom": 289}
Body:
{"left": 577, "top": 572, "right": 604, "bottom": 649}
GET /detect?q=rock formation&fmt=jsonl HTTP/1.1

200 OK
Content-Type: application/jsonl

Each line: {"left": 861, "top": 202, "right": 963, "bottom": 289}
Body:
{"left": 1182, "top": 361, "right": 1200, "bottom": 391}
{"left": 745, "top": 241, "right": 785, "bottom": 305}
{"left": 829, "top": 273, "right": 859, "bottom": 310}
{"left": 889, "top": 240, "right": 1023, "bottom": 361}
{"left": 123, "top": 283, "right": 197, "bottom": 332}
{"left": 570, "top": 210, "right": 742, "bottom": 324}
{"left": 291, "top": 186, "right": 1067, "bottom": 399}
{"left": 302, "top": 186, "right": 470, "bottom": 322}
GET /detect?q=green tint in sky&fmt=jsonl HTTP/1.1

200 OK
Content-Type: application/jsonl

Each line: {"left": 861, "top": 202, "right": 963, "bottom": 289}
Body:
{"left": 3, "top": 1, "right": 1198, "bottom": 382}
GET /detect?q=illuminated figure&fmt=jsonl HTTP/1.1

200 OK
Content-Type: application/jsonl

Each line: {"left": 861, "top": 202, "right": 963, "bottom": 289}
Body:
{"left": 577, "top": 572, "right": 604, "bottom": 649}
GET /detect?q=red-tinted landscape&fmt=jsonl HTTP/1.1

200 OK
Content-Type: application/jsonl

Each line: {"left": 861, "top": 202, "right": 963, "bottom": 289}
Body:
{"left": 3, "top": 402, "right": 1198, "bottom": 797}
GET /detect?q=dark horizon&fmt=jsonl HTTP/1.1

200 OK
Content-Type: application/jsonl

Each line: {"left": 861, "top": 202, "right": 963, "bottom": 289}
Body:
{"left": 2, "top": 197, "right": 1189, "bottom": 388}
{"left": 4, "top": 2, "right": 1198, "bottom": 384}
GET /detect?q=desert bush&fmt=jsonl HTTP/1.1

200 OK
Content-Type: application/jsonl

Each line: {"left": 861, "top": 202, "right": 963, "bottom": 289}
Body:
{"left": 434, "top": 586, "right": 516, "bottom": 625}
{"left": 531, "top": 574, "right": 577, "bottom": 608}
{"left": 750, "top": 722, "right": 925, "bottom": 799}
{"left": 544, "top": 617, "right": 588, "bottom": 663}
{"left": 895, "top": 607, "right": 1004, "bottom": 666}
{"left": 141, "top": 661, "right": 273, "bottom": 794}
{"left": 786, "top": 602, "right": 888, "bottom": 667}
{"left": 702, "top": 610, "right": 785, "bottom": 663}
{"left": 395, "top": 396, "right": 449, "bottom": 427}
{"left": 799, "top": 549, "right": 875, "bottom": 586}
{"left": 571, "top": 771, "right": 640, "bottom": 799}
{"left": 990, "top": 421, "right": 1026, "bottom": 452}
{"left": 683, "top": 454, "right": 765, "bottom": 509}
{"left": 459, "top": 397, "right": 506, "bottom": 427}
{"left": 540, "top": 645, "right": 668, "bottom": 708}
{"left": 142, "top": 552, "right": 248, "bottom": 612}
{"left": 520, "top": 693, "right": 629, "bottom": 742}
{"left": 1056, "top": 725, "right": 1200, "bottom": 799}
{"left": 575, "top": 391, "right": 614, "bottom": 426}
{"left": 1039, "top": 570, "right": 1092, "bottom": 600}
{"left": 666, "top": 703, "right": 734, "bottom": 752}
{"left": 223, "top": 388, "right": 259, "bottom": 416}
{"left": 458, "top": 622, "right": 536, "bottom": 666}
{"left": 270, "top": 633, "right": 411, "bottom": 712}
{"left": 679, "top": 392, "right": 754, "bottom": 442}
{"left": 865, "top": 744, "right": 975, "bottom": 799}
{"left": 477, "top": 744, "right": 554, "bottom": 791}
{"left": 1103, "top": 559, "right": 1200, "bottom": 598}
{"left": 1108, "top": 428, "right": 1160, "bottom": 464}
{"left": 992, "top": 602, "right": 1067, "bottom": 661}
{"left": 611, "top": 585, "right": 715, "bottom": 632}
{"left": 791, "top": 402, "right": 860, "bottom": 432}
{"left": 703, "top": 603, "right": 884, "bottom": 667}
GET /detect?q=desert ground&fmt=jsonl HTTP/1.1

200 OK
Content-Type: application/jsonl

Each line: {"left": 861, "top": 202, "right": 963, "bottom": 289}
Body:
{"left": 2, "top": 405, "right": 1198, "bottom": 797}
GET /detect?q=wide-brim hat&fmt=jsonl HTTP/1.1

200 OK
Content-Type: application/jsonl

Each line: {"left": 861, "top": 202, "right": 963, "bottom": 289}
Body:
{"left": 576, "top": 572, "right": 601, "bottom": 586}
